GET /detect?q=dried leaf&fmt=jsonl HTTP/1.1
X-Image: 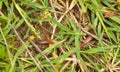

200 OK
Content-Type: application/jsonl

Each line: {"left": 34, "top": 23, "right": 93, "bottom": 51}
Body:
{"left": 104, "top": 11, "right": 116, "bottom": 18}
{"left": 104, "top": 11, "right": 120, "bottom": 18}
{"left": 80, "top": 36, "right": 93, "bottom": 48}
{"left": 39, "top": 39, "right": 66, "bottom": 54}
{"left": 39, "top": 39, "right": 55, "bottom": 45}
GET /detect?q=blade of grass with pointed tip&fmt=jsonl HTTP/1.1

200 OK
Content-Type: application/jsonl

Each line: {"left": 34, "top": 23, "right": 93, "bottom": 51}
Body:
{"left": 96, "top": 11, "right": 110, "bottom": 40}
{"left": 102, "top": 0, "right": 116, "bottom": 10}
{"left": 82, "top": 45, "right": 117, "bottom": 54}
{"left": 69, "top": 19, "right": 88, "bottom": 72}
{"left": 110, "top": 16, "right": 120, "bottom": 24}
{"left": 52, "top": 48, "right": 75, "bottom": 64}
{"left": 14, "top": 3, "right": 41, "bottom": 39}
{"left": 35, "top": 40, "right": 64, "bottom": 59}
{"left": 48, "top": 17, "right": 73, "bottom": 33}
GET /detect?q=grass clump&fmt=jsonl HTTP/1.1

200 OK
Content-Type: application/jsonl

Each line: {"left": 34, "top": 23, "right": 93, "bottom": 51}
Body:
{"left": 0, "top": 0, "right": 120, "bottom": 72}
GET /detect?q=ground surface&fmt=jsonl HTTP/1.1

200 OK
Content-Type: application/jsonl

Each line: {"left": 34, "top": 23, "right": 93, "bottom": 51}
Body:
{"left": 0, "top": 0, "right": 120, "bottom": 72}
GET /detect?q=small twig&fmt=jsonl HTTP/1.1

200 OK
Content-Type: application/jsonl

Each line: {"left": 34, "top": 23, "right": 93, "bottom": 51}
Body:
{"left": 28, "top": 39, "right": 56, "bottom": 71}
{"left": 49, "top": 0, "right": 57, "bottom": 39}
{"left": 58, "top": 0, "right": 65, "bottom": 7}
{"left": 85, "top": 62, "right": 94, "bottom": 68}
{"left": 10, "top": 24, "right": 43, "bottom": 72}
{"left": 77, "top": 59, "right": 85, "bottom": 72}
{"left": 60, "top": 60, "right": 71, "bottom": 72}
{"left": 80, "top": 27, "right": 98, "bottom": 40}
{"left": 50, "top": 10, "right": 64, "bottom": 14}
{"left": 58, "top": 46, "right": 66, "bottom": 54}
{"left": 40, "top": 26, "right": 60, "bottom": 39}
{"left": 50, "top": 0, "right": 77, "bottom": 39}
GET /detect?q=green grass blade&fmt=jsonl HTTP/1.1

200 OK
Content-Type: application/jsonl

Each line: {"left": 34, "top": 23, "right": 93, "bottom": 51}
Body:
{"left": 9, "top": 42, "right": 29, "bottom": 72}
{"left": 14, "top": 3, "right": 41, "bottom": 39}
{"left": 83, "top": 45, "right": 117, "bottom": 54}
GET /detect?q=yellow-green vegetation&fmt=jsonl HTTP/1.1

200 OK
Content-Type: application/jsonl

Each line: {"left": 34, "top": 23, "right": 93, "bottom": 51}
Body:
{"left": 0, "top": 0, "right": 120, "bottom": 72}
